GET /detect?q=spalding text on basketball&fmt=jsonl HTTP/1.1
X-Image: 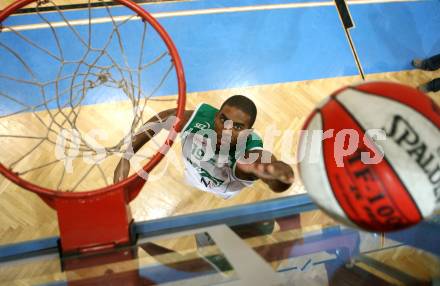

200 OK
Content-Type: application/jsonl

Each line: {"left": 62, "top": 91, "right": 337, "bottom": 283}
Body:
{"left": 385, "top": 114, "right": 440, "bottom": 204}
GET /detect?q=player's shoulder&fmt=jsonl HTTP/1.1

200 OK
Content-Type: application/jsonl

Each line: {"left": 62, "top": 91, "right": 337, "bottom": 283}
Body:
{"left": 182, "top": 103, "right": 217, "bottom": 132}
{"left": 197, "top": 103, "right": 218, "bottom": 115}
{"left": 186, "top": 103, "right": 218, "bottom": 121}
{"left": 191, "top": 103, "right": 218, "bottom": 124}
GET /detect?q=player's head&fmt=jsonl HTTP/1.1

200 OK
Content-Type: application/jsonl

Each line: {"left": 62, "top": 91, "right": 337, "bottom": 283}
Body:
{"left": 220, "top": 95, "right": 257, "bottom": 127}
{"left": 214, "top": 95, "right": 257, "bottom": 145}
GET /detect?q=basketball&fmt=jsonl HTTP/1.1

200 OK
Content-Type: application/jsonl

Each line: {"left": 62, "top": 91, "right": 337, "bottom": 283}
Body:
{"left": 298, "top": 81, "right": 440, "bottom": 231}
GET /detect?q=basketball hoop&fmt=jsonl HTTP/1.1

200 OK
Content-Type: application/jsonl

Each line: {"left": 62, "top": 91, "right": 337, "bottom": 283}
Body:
{"left": 0, "top": 0, "right": 186, "bottom": 253}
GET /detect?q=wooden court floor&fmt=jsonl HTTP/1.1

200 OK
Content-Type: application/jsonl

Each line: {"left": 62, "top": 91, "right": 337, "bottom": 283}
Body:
{"left": 0, "top": 69, "right": 439, "bottom": 245}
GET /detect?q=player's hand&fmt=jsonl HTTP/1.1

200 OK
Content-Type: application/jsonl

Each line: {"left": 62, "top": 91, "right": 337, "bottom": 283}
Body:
{"left": 113, "top": 158, "right": 130, "bottom": 183}
{"left": 237, "top": 161, "right": 294, "bottom": 185}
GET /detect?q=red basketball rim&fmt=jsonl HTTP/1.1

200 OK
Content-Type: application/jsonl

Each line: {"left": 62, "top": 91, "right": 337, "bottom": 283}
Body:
{"left": 0, "top": 0, "right": 186, "bottom": 199}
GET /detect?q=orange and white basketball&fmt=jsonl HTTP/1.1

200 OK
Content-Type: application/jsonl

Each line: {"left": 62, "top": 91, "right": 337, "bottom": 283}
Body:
{"left": 298, "top": 81, "right": 440, "bottom": 231}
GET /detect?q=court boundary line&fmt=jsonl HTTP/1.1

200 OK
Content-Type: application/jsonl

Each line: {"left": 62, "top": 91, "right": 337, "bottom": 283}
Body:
{"left": 4, "top": 0, "right": 192, "bottom": 15}
{"left": 3, "top": 0, "right": 426, "bottom": 32}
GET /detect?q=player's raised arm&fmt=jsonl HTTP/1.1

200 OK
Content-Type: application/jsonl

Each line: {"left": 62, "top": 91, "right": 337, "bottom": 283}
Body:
{"left": 130, "top": 108, "right": 191, "bottom": 154}
{"left": 235, "top": 150, "right": 294, "bottom": 192}
{"left": 113, "top": 108, "right": 193, "bottom": 183}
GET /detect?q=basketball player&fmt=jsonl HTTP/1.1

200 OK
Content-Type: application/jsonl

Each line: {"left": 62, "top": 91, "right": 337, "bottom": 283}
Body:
{"left": 114, "top": 95, "right": 294, "bottom": 198}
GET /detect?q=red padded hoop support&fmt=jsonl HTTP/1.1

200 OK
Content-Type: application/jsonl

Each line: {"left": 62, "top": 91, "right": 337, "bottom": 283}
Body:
{"left": 0, "top": 0, "right": 186, "bottom": 254}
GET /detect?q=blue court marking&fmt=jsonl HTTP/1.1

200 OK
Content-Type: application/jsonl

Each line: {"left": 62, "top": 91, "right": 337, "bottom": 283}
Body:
{"left": 0, "top": 17, "right": 174, "bottom": 114}
{"left": 1, "top": 0, "right": 439, "bottom": 110}
{"left": 168, "top": 6, "right": 357, "bottom": 91}
{"left": 7, "top": 0, "right": 331, "bottom": 26}
{"left": 349, "top": 0, "right": 440, "bottom": 73}
{"left": 0, "top": 4, "right": 355, "bottom": 114}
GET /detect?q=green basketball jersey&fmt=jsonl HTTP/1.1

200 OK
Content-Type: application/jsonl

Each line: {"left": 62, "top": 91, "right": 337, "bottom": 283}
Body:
{"left": 180, "top": 103, "right": 263, "bottom": 199}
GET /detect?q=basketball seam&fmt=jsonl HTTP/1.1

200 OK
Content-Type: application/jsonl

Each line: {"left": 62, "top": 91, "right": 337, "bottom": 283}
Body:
{"left": 333, "top": 93, "right": 423, "bottom": 220}
{"left": 349, "top": 87, "right": 440, "bottom": 131}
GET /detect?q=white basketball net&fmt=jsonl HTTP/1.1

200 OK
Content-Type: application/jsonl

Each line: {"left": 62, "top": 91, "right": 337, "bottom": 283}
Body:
{"left": 0, "top": 0, "right": 178, "bottom": 191}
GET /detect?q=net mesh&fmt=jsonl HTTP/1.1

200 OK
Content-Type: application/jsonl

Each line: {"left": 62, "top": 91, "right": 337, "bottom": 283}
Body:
{"left": 0, "top": 0, "right": 179, "bottom": 191}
